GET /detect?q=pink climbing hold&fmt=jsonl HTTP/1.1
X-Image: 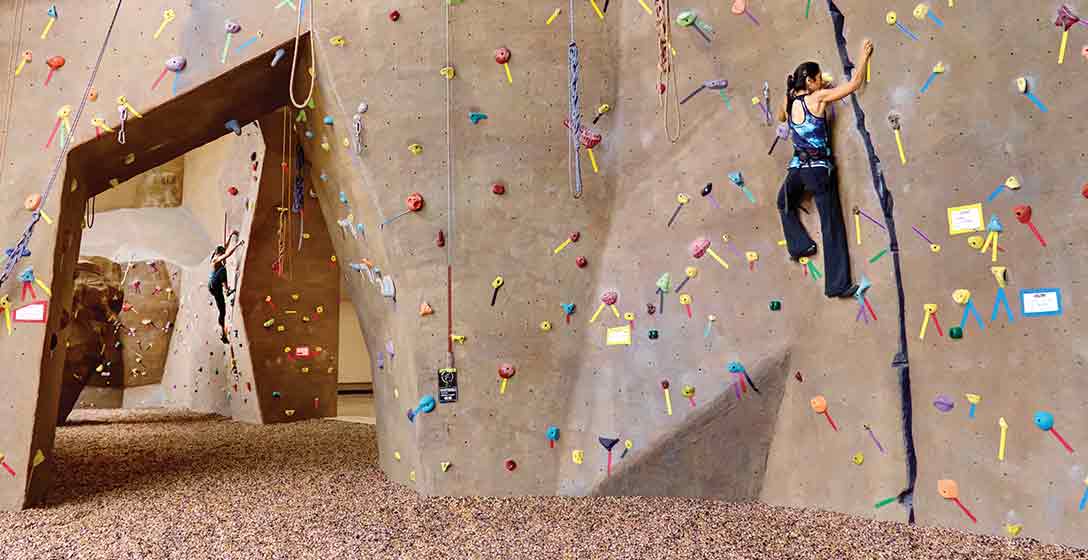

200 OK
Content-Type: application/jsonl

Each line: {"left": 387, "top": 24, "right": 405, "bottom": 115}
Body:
{"left": 689, "top": 237, "right": 711, "bottom": 258}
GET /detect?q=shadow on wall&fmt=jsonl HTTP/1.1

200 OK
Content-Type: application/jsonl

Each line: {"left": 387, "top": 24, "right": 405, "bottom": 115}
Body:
{"left": 592, "top": 352, "right": 789, "bottom": 500}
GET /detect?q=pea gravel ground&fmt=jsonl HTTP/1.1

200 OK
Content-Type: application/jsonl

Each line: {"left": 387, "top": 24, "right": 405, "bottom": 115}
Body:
{"left": 0, "top": 409, "right": 1084, "bottom": 560}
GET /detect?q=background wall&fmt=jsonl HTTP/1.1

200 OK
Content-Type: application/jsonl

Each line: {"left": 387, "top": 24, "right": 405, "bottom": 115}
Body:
{"left": 337, "top": 276, "right": 372, "bottom": 385}
{"left": 0, "top": 0, "right": 1084, "bottom": 548}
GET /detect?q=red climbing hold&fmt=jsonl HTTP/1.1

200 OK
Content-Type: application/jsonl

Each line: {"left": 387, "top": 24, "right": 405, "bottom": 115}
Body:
{"left": 227, "top": 185, "right": 239, "bottom": 196}
{"left": 436, "top": 229, "right": 445, "bottom": 247}
{"left": 406, "top": 192, "right": 425, "bottom": 211}
{"left": 1082, "top": 183, "right": 1088, "bottom": 199}
{"left": 389, "top": 10, "right": 400, "bottom": 21}
{"left": 658, "top": 83, "right": 667, "bottom": 94}
{"left": 576, "top": 256, "right": 588, "bottom": 268}
{"left": 504, "top": 459, "right": 517, "bottom": 471}
{"left": 491, "top": 183, "right": 505, "bottom": 195}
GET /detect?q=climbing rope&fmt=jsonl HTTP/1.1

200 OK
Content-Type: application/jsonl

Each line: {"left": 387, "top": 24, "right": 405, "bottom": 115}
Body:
{"left": 288, "top": 0, "right": 317, "bottom": 109}
{"left": 655, "top": 0, "right": 681, "bottom": 143}
{"left": 444, "top": 0, "right": 455, "bottom": 363}
{"left": 0, "top": 0, "right": 123, "bottom": 291}
{"left": 274, "top": 107, "right": 290, "bottom": 277}
{"left": 0, "top": 1, "right": 27, "bottom": 192}
{"left": 567, "top": 0, "right": 583, "bottom": 199}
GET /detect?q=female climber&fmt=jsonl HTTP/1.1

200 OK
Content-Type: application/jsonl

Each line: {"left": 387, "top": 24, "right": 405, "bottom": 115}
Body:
{"left": 775, "top": 39, "right": 873, "bottom": 298}
{"left": 210, "top": 232, "right": 244, "bottom": 343}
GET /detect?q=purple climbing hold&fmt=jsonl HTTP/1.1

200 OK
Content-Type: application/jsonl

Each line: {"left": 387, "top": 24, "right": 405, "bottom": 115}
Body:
{"left": 933, "top": 395, "right": 954, "bottom": 413}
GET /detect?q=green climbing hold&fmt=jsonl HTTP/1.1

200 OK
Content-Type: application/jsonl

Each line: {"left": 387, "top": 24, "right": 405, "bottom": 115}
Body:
{"left": 769, "top": 300, "right": 782, "bottom": 311}
{"left": 648, "top": 329, "right": 659, "bottom": 340}
{"left": 272, "top": 391, "right": 282, "bottom": 398}
{"left": 949, "top": 327, "right": 963, "bottom": 339}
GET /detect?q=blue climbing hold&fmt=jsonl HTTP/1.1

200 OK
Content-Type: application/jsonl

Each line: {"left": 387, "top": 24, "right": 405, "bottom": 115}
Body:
{"left": 323, "top": 116, "right": 334, "bottom": 125}
{"left": 418, "top": 395, "right": 436, "bottom": 414}
{"left": 1034, "top": 411, "right": 1055, "bottom": 431}
{"left": 546, "top": 426, "right": 560, "bottom": 442}
{"left": 469, "top": 112, "right": 488, "bottom": 124}
{"left": 18, "top": 267, "right": 34, "bottom": 283}
{"left": 727, "top": 361, "right": 744, "bottom": 373}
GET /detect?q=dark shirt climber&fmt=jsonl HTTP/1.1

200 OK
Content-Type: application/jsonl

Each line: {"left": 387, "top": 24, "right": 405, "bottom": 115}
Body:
{"left": 774, "top": 39, "right": 873, "bottom": 298}
{"left": 209, "top": 232, "right": 243, "bottom": 343}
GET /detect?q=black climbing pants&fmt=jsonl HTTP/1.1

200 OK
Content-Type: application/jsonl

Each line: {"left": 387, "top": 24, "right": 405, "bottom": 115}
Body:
{"left": 211, "top": 286, "right": 226, "bottom": 329}
{"left": 777, "top": 166, "right": 853, "bottom": 297}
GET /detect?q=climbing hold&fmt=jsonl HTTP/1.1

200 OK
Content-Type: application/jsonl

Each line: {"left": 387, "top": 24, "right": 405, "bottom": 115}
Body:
{"left": 227, "top": 185, "right": 239, "bottom": 196}
{"left": 576, "top": 256, "right": 588, "bottom": 268}
{"left": 769, "top": 300, "right": 782, "bottom": 311}
{"left": 439, "top": 66, "right": 455, "bottom": 80}
{"left": 853, "top": 452, "right": 865, "bottom": 465}
{"left": 504, "top": 459, "right": 517, "bottom": 471}
{"left": 329, "top": 35, "right": 346, "bottom": 46}
{"left": 43, "top": 55, "right": 65, "bottom": 86}
{"left": 394, "top": 451, "right": 401, "bottom": 461}
{"left": 419, "top": 302, "right": 434, "bottom": 316}
{"left": 272, "top": 391, "right": 281, "bottom": 398}
{"left": 323, "top": 116, "right": 334, "bottom": 125}
{"left": 497, "top": 363, "right": 516, "bottom": 394}
{"left": 436, "top": 230, "right": 445, "bottom": 247}
{"left": 389, "top": 10, "right": 401, "bottom": 21}
{"left": 440, "top": 462, "right": 451, "bottom": 472}
{"left": 491, "top": 183, "right": 505, "bottom": 195}
{"left": 88, "top": 88, "right": 98, "bottom": 101}
{"left": 539, "top": 320, "right": 552, "bottom": 332}
{"left": 646, "top": 303, "right": 656, "bottom": 315}
{"left": 494, "top": 48, "right": 513, "bottom": 83}
{"left": 165, "top": 56, "right": 187, "bottom": 72}
{"left": 648, "top": 329, "right": 659, "bottom": 339}
{"left": 408, "top": 143, "right": 423, "bottom": 155}
{"left": 572, "top": 450, "right": 584, "bottom": 464}
{"left": 933, "top": 395, "right": 955, "bottom": 412}
{"left": 469, "top": 112, "right": 488, "bottom": 124}
{"left": 546, "top": 426, "right": 560, "bottom": 447}
{"left": 23, "top": 194, "right": 42, "bottom": 212}
{"left": 225, "top": 119, "right": 242, "bottom": 135}
{"left": 271, "top": 49, "right": 286, "bottom": 67}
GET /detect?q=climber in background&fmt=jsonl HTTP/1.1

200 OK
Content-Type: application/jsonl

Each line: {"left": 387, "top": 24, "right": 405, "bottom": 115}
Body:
{"left": 210, "top": 231, "right": 244, "bottom": 343}
{"left": 774, "top": 38, "right": 873, "bottom": 298}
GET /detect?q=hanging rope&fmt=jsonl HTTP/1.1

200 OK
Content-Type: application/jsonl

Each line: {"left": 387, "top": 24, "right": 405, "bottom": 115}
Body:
{"left": 567, "top": 0, "right": 583, "bottom": 199}
{"left": 0, "top": 1, "right": 27, "bottom": 192}
{"left": 288, "top": 0, "right": 317, "bottom": 109}
{"left": 0, "top": 0, "right": 123, "bottom": 290}
{"left": 444, "top": 0, "right": 456, "bottom": 364}
{"left": 655, "top": 0, "right": 681, "bottom": 142}
{"left": 274, "top": 107, "right": 290, "bottom": 277}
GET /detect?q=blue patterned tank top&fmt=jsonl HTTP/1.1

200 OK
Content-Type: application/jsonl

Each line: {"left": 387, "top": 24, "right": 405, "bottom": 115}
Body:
{"left": 788, "top": 95, "right": 831, "bottom": 169}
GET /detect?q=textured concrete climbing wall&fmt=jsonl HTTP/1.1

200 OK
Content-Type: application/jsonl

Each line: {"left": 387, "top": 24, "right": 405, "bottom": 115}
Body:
{"left": 1, "top": 0, "right": 1087, "bottom": 548}
{"left": 237, "top": 112, "right": 340, "bottom": 423}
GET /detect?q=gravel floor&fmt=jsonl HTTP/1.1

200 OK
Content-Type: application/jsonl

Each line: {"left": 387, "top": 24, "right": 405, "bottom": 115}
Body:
{"left": 0, "top": 409, "right": 1084, "bottom": 560}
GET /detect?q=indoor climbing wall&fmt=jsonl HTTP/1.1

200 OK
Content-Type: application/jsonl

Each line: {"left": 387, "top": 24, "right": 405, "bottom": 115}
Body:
{"left": 0, "top": 0, "right": 1086, "bottom": 548}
